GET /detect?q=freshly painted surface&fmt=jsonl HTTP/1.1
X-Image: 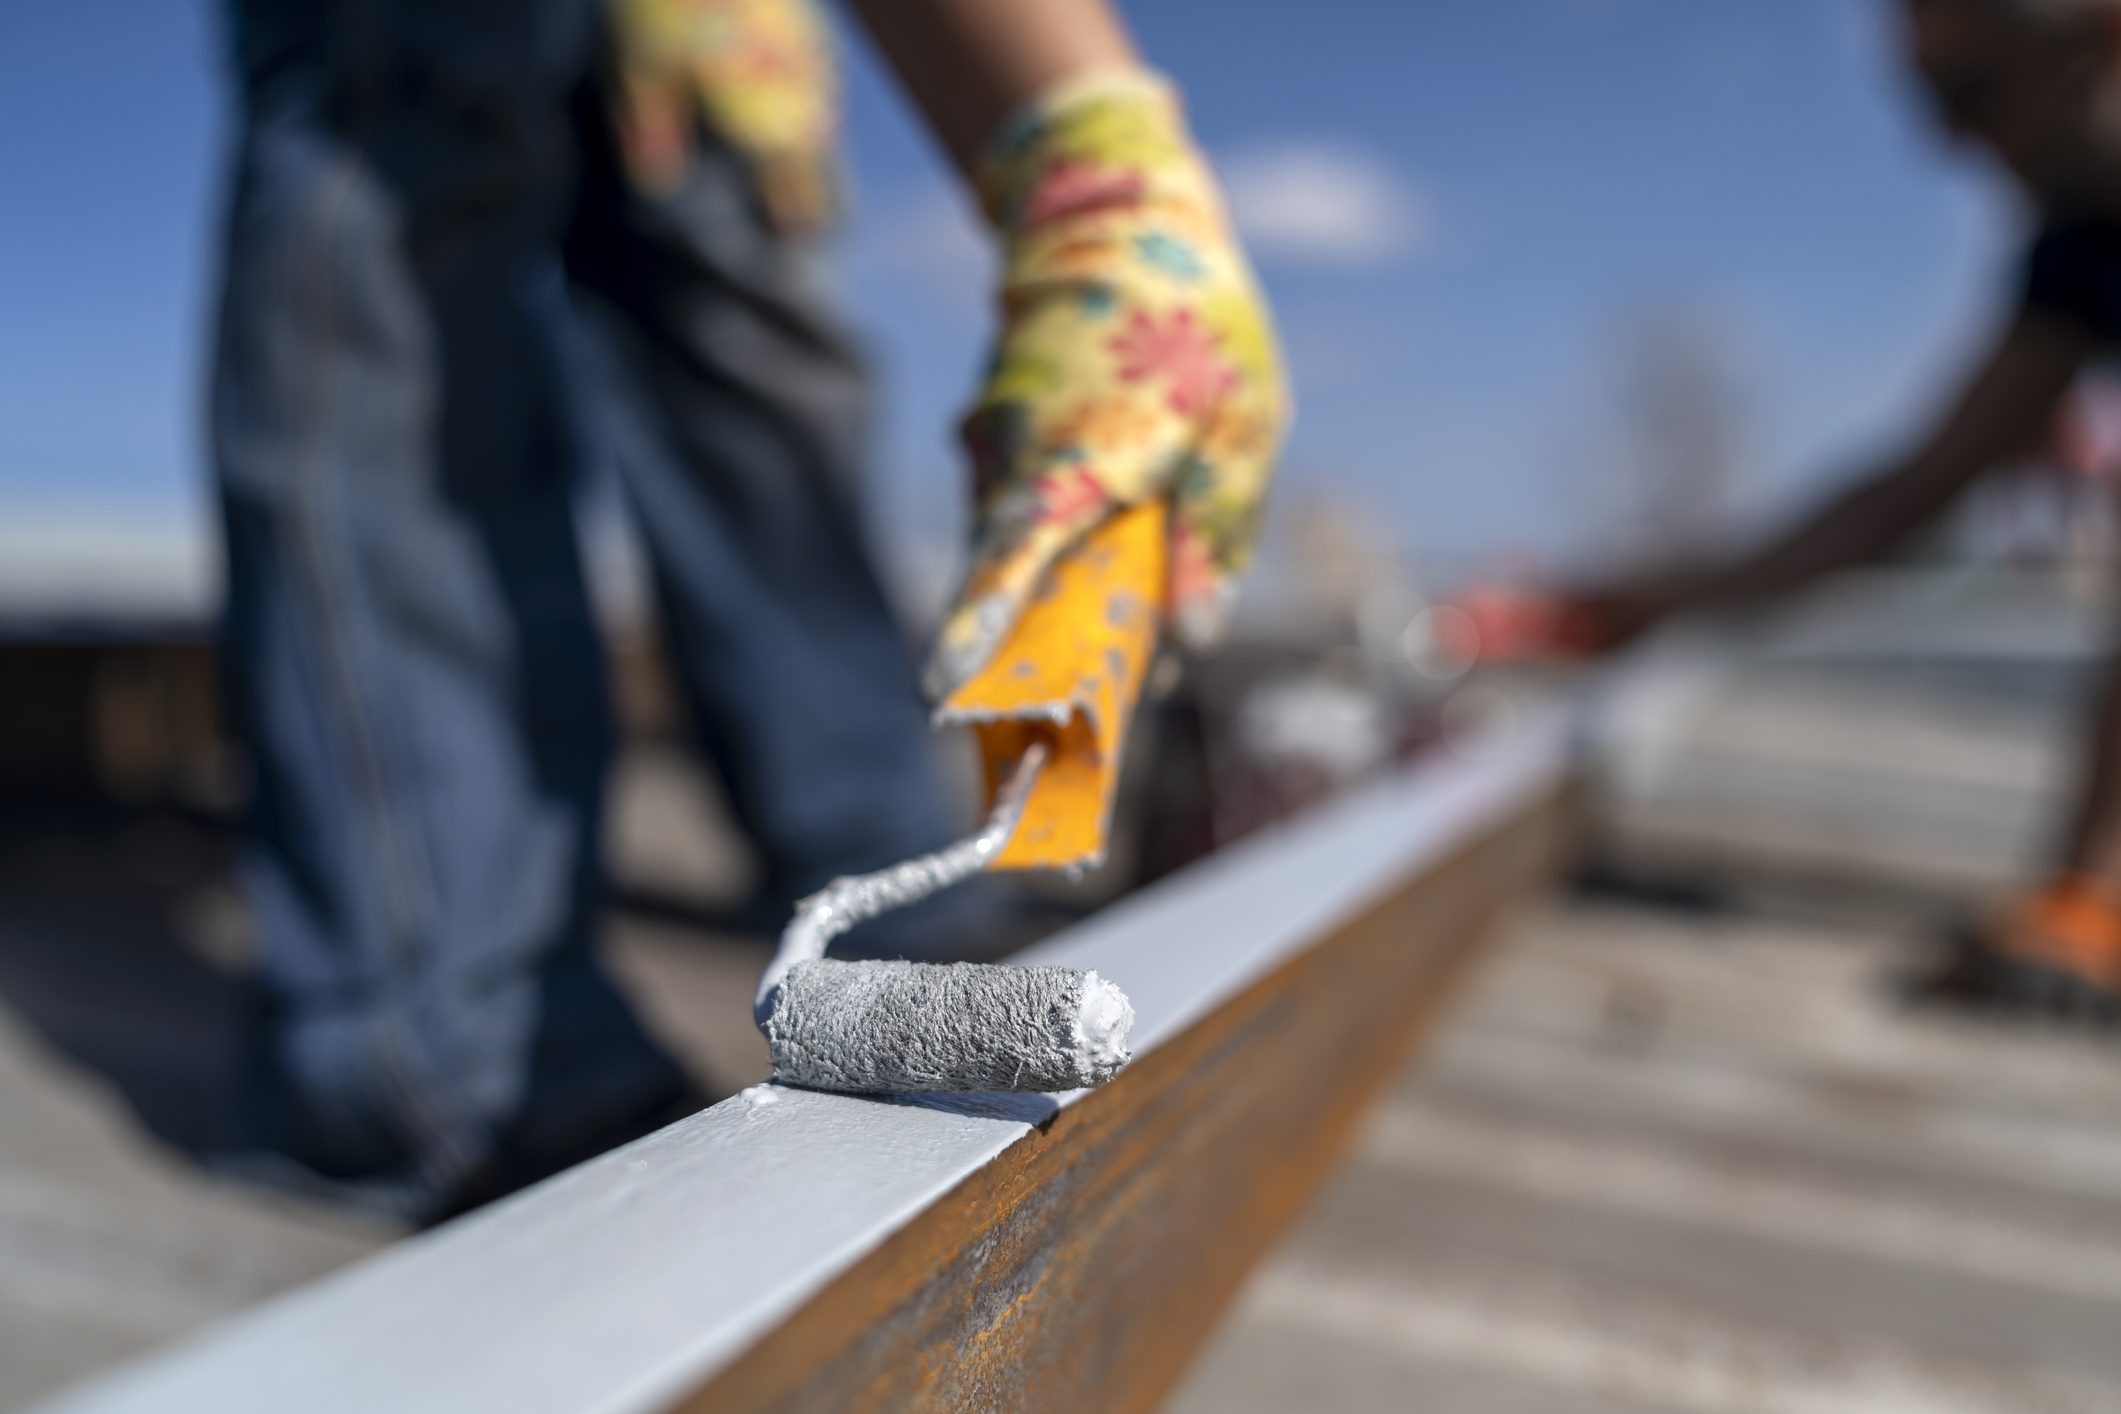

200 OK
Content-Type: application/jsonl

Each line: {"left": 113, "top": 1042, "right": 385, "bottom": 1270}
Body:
{"left": 682, "top": 776, "right": 1562, "bottom": 1411}
{"left": 36, "top": 713, "right": 1571, "bottom": 1414}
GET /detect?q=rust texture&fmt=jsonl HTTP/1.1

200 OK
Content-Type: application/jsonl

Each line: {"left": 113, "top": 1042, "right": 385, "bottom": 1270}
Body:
{"left": 676, "top": 781, "right": 1568, "bottom": 1414}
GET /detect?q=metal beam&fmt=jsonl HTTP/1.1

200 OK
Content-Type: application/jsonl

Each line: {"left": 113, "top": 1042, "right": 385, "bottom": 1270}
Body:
{"left": 39, "top": 714, "right": 1574, "bottom": 1414}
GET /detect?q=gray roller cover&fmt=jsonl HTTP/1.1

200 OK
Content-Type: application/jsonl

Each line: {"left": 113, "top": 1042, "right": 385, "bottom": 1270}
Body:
{"left": 765, "top": 960, "right": 1133, "bottom": 1094}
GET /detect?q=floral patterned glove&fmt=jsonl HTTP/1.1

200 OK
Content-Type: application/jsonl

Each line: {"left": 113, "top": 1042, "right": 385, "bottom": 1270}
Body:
{"left": 609, "top": 0, "right": 839, "bottom": 236}
{"left": 924, "top": 70, "right": 1291, "bottom": 703}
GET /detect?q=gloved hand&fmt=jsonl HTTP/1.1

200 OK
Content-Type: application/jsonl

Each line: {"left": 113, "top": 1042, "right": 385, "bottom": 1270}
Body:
{"left": 608, "top": 0, "right": 839, "bottom": 237}
{"left": 924, "top": 70, "right": 1291, "bottom": 703}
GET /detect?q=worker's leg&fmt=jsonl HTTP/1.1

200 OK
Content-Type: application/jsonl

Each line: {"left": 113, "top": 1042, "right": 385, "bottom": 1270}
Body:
{"left": 2055, "top": 637, "right": 2121, "bottom": 892}
{"left": 561, "top": 72, "right": 980, "bottom": 939}
{"left": 1917, "top": 630, "right": 2121, "bottom": 1016}
{"left": 1986, "top": 633, "right": 2121, "bottom": 1005}
{"left": 214, "top": 0, "right": 689, "bottom": 1215}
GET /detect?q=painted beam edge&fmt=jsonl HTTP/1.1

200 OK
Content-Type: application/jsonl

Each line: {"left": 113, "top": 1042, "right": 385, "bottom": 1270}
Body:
{"left": 36, "top": 711, "right": 1575, "bottom": 1414}
{"left": 684, "top": 758, "right": 1570, "bottom": 1411}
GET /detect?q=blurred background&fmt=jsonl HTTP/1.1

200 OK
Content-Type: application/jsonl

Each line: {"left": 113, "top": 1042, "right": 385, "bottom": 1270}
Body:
{"left": 0, "top": 0, "right": 2026, "bottom": 614}
{"left": 6, "top": 1, "right": 2121, "bottom": 1411}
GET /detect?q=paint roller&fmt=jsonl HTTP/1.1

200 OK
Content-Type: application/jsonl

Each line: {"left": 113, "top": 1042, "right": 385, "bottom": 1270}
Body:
{"left": 753, "top": 502, "right": 1168, "bottom": 1093}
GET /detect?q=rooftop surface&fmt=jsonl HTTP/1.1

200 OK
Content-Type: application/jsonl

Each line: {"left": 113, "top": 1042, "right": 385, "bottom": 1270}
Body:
{"left": 6, "top": 819, "right": 2118, "bottom": 1411}
{"left": 1170, "top": 898, "right": 2121, "bottom": 1413}
{"left": 2, "top": 600, "right": 2117, "bottom": 1410}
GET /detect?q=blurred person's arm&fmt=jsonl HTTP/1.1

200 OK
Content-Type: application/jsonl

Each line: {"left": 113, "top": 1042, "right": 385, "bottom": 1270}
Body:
{"left": 844, "top": 0, "right": 1139, "bottom": 174}
{"left": 608, "top": 0, "right": 1141, "bottom": 233}
{"left": 1573, "top": 312, "right": 2095, "bottom": 646}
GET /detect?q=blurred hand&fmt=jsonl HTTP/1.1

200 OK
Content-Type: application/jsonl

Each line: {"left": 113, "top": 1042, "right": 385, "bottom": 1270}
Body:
{"left": 610, "top": 0, "right": 839, "bottom": 236}
{"left": 923, "top": 70, "right": 1290, "bottom": 703}
{"left": 1541, "top": 584, "right": 1669, "bottom": 657}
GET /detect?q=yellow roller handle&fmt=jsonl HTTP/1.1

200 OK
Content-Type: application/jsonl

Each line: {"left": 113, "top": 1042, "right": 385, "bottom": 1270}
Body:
{"left": 935, "top": 501, "right": 1168, "bottom": 873}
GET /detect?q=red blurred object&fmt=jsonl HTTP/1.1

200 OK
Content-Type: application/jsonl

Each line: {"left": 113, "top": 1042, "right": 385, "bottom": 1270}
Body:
{"left": 1447, "top": 584, "right": 1610, "bottom": 663}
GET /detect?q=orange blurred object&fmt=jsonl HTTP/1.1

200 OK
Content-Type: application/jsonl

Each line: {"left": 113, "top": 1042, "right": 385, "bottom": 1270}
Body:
{"left": 1996, "top": 874, "right": 2121, "bottom": 991}
{"left": 936, "top": 501, "right": 1167, "bottom": 872}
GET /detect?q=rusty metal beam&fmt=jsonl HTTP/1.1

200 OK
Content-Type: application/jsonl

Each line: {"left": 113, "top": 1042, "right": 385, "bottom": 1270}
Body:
{"left": 688, "top": 776, "right": 1564, "bottom": 1413}
{"left": 39, "top": 715, "right": 1574, "bottom": 1414}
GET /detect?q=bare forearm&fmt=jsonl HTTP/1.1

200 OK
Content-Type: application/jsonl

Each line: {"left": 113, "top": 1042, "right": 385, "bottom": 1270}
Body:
{"left": 1626, "top": 315, "right": 2090, "bottom": 625}
{"left": 1678, "top": 461, "right": 1961, "bottom": 610}
{"left": 844, "top": 0, "right": 1140, "bottom": 173}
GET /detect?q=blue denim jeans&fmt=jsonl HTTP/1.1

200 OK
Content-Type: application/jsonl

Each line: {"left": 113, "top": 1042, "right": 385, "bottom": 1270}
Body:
{"left": 213, "top": 0, "right": 961, "bottom": 1213}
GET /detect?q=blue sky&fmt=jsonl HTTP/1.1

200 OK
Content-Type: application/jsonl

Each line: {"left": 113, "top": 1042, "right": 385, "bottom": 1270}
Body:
{"left": 0, "top": 0, "right": 2027, "bottom": 601}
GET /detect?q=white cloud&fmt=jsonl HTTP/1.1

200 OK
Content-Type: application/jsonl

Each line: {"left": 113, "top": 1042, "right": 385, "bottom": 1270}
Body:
{"left": 1216, "top": 142, "right": 1424, "bottom": 267}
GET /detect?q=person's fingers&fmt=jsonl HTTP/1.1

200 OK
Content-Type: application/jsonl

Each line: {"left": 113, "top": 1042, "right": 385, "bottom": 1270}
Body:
{"left": 926, "top": 291, "right": 1201, "bottom": 701}
{"left": 923, "top": 464, "right": 1121, "bottom": 705}
{"left": 609, "top": 0, "right": 698, "bottom": 193}
{"left": 932, "top": 70, "right": 1289, "bottom": 698}
{"left": 752, "top": 153, "right": 837, "bottom": 238}
{"left": 613, "top": 74, "right": 697, "bottom": 195}
{"left": 610, "top": 0, "right": 838, "bottom": 216}
{"left": 1166, "top": 355, "right": 1286, "bottom": 651}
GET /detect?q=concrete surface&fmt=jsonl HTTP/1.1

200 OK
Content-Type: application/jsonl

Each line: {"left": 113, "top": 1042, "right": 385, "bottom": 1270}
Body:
{"left": 1166, "top": 900, "right": 2121, "bottom": 1414}
{"left": 1591, "top": 570, "right": 2105, "bottom": 899}
{"left": 0, "top": 818, "right": 393, "bottom": 1411}
{"left": 0, "top": 762, "right": 781, "bottom": 1413}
